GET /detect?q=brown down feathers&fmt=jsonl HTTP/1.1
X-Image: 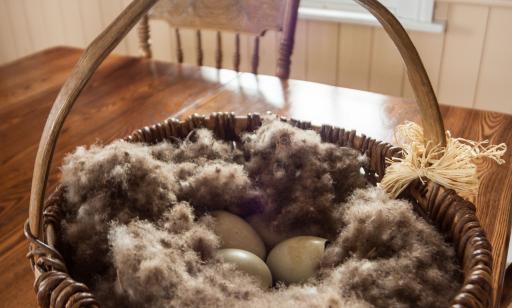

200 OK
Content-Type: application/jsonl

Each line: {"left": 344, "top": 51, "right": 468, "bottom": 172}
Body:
{"left": 57, "top": 118, "right": 462, "bottom": 308}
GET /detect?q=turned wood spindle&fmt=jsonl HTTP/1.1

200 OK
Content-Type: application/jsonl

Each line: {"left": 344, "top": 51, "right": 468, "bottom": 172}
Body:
{"left": 196, "top": 30, "right": 203, "bottom": 66}
{"left": 215, "top": 31, "right": 223, "bottom": 69}
{"left": 276, "top": 0, "right": 300, "bottom": 79}
{"left": 175, "top": 28, "right": 184, "bottom": 63}
{"left": 234, "top": 33, "right": 241, "bottom": 72}
{"left": 251, "top": 36, "right": 260, "bottom": 75}
{"left": 137, "top": 14, "right": 152, "bottom": 58}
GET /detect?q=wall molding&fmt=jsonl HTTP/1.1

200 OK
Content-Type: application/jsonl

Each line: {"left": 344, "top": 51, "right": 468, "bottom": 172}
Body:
{"left": 437, "top": 0, "right": 512, "bottom": 7}
{"left": 298, "top": 7, "right": 446, "bottom": 33}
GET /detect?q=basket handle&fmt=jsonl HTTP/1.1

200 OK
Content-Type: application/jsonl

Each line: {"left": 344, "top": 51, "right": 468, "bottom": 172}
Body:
{"left": 28, "top": 0, "right": 159, "bottom": 238}
{"left": 355, "top": 0, "right": 446, "bottom": 146}
{"left": 28, "top": 0, "right": 446, "bottom": 239}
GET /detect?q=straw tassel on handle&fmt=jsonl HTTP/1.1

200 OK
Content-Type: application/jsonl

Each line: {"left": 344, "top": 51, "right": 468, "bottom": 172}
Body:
{"left": 353, "top": 1, "right": 508, "bottom": 198}
{"left": 381, "top": 122, "right": 507, "bottom": 199}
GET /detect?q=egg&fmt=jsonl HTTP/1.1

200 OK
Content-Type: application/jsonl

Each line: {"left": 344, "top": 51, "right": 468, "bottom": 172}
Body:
{"left": 217, "top": 248, "right": 273, "bottom": 288}
{"left": 212, "top": 211, "right": 266, "bottom": 259}
{"left": 266, "top": 236, "right": 328, "bottom": 284}
{"left": 246, "top": 214, "right": 290, "bottom": 248}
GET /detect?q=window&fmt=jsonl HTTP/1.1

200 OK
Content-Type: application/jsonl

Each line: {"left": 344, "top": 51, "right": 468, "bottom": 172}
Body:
{"left": 300, "top": 0, "right": 444, "bottom": 33}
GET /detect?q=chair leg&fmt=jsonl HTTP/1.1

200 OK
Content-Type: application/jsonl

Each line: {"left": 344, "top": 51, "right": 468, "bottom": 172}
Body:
{"left": 138, "top": 14, "right": 152, "bottom": 58}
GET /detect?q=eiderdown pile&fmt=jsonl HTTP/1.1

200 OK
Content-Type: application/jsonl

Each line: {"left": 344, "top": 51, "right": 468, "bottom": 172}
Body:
{"left": 56, "top": 119, "right": 462, "bottom": 308}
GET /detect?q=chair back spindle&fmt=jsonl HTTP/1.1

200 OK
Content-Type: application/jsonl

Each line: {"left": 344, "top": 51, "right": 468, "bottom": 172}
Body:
{"left": 276, "top": 0, "right": 300, "bottom": 79}
{"left": 215, "top": 31, "right": 223, "bottom": 69}
{"left": 138, "top": 14, "right": 152, "bottom": 58}
{"left": 196, "top": 30, "right": 203, "bottom": 66}
{"left": 234, "top": 33, "right": 241, "bottom": 72}
{"left": 175, "top": 28, "right": 184, "bottom": 63}
{"left": 252, "top": 36, "right": 260, "bottom": 75}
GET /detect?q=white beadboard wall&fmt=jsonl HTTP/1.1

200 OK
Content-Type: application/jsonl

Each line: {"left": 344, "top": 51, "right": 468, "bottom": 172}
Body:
{"left": 0, "top": 0, "right": 511, "bottom": 115}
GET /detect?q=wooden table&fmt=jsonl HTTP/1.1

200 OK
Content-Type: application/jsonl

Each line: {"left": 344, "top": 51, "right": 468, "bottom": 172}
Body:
{"left": 1, "top": 47, "right": 511, "bottom": 307}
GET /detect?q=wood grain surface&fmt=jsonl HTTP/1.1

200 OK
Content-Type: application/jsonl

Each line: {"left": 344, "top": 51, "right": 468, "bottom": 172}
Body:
{"left": 1, "top": 47, "right": 511, "bottom": 307}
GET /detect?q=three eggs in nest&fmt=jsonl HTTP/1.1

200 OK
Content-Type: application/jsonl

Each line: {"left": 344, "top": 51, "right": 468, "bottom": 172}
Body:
{"left": 212, "top": 211, "right": 328, "bottom": 288}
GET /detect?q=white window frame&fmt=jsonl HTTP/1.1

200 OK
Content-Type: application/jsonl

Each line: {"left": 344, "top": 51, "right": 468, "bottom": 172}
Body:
{"left": 299, "top": 0, "right": 445, "bottom": 33}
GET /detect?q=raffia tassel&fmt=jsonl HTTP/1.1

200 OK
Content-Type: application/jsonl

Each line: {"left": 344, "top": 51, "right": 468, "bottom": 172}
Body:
{"left": 381, "top": 121, "right": 507, "bottom": 199}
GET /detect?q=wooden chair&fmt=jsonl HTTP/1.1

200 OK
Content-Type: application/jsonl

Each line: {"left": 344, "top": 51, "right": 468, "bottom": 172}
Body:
{"left": 136, "top": 0, "right": 300, "bottom": 79}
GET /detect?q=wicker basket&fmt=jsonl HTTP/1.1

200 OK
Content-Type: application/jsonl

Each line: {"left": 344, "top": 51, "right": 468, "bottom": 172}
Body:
{"left": 24, "top": 0, "right": 493, "bottom": 307}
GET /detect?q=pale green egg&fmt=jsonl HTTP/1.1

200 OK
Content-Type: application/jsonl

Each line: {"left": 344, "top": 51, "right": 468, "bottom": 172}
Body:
{"left": 212, "top": 211, "right": 266, "bottom": 259}
{"left": 266, "top": 236, "right": 328, "bottom": 284}
{"left": 217, "top": 248, "right": 273, "bottom": 288}
{"left": 246, "top": 214, "right": 290, "bottom": 248}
